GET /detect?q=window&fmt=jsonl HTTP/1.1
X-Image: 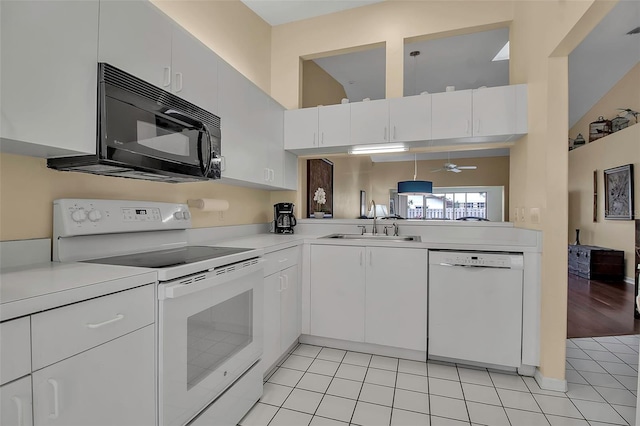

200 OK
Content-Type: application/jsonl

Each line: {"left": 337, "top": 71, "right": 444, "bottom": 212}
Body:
{"left": 391, "top": 186, "right": 503, "bottom": 221}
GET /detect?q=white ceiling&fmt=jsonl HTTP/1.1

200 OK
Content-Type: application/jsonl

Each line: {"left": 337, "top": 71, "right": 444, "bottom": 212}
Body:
{"left": 240, "top": 0, "right": 384, "bottom": 26}
{"left": 568, "top": 0, "right": 640, "bottom": 128}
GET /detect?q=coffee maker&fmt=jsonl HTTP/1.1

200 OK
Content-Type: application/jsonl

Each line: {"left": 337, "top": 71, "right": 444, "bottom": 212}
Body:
{"left": 274, "top": 203, "right": 297, "bottom": 234}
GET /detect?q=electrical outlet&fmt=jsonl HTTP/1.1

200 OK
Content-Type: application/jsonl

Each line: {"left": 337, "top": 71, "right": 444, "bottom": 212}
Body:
{"left": 530, "top": 207, "right": 540, "bottom": 224}
{"left": 513, "top": 208, "right": 519, "bottom": 222}
{"left": 520, "top": 207, "right": 526, "bottom": 222}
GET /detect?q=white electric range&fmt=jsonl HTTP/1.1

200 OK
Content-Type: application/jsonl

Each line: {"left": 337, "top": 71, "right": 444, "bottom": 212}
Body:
{"left": 53, "top": 198, "right": 264, "bottom": 426}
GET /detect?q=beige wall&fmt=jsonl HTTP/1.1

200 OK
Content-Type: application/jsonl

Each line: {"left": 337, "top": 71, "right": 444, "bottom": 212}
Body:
{"left": 569, "top": 62, "right": 640, "bottom": 142}
{"left": 271, "top": 1, "right": 514, "bottom": 108}
{"left": 152, "top": 0, "right": 272, "bottom": 93}
{"left": 302, "top": 60, "right": 347, "bottom": 108}
{"left": 508, "top": 0, "right": 612, "bottom": 381}
{"left": 0, "top": 153, "right": 273, "bottom": 241}
{"left": 569, "top": 124, "right": 639, "bottom": 279}
{"left": 298, "top": 155, "right": 509, "bottom": 219}
{"left": 1, "top": 0, "right": 276, "bottom": 242}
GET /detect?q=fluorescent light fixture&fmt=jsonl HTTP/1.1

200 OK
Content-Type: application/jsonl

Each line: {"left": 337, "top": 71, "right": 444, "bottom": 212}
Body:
{"left": 349, "top": 144, "right": 408, "bottom": 155}
{"left": 492, "top": 41, "right": 509, "bottom": 61}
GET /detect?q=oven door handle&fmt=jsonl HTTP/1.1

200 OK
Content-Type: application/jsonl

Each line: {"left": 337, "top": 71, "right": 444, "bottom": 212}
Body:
{"left": 160, "top": 259, "right": 265, "bottom": 300}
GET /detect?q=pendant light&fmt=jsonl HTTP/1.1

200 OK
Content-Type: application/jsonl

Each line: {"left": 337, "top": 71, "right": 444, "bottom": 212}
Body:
{"left": 397, "top": 154, "right": 433, "bottom": 195}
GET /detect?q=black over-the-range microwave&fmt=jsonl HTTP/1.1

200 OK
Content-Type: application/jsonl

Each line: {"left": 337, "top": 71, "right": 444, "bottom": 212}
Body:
{"left": 47, "top": 63, "right": 222, "bottom": 183}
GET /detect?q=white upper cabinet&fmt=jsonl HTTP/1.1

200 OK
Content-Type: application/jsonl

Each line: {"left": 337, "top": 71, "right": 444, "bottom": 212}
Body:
{"left": 318, "top": 104, "right": 351, "bottom": 148}
{"left": 389, "top": 95, "right": 432, "bottom": 142}
{"left": 431, "top": 90, "right": 473, "bottom": 140}
{"left": 265, "top": 98, "right": 286, "bottom": 188}
{"left": 472, "top": 86, "right": 516, "bottom": 137}
{"left": 283, "top": 152, "right": 299, "bottom": 191}
{"left": 284, "top": 108, "right": 319, "bottom": 149}
{"left": 100, "top": 1, "right": 219, "bottom": 113}
{"left": 0, "top": 0, "right": 99, "bottom": 157}
{"left": 98, "top": 0, "right": 173, "bottom": 90}
{"left": 171, "top": 26, "right": 219, "bottom": 114}
{"left": 350, "top": 99, "right": 390, "bottom": 145}
{"left": 218, "top": 60, "right": 263, "bottom": 185}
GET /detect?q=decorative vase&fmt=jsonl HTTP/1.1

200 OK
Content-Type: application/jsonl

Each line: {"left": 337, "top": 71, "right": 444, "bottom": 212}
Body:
{"left": 314, "top": 212, "right": 324, "bottom": 219}
{"left": 573, "top": 229, "right": 581, "bottom": 245}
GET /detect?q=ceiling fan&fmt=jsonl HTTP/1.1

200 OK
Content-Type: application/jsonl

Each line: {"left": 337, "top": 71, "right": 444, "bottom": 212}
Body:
{"left": 431, "top": 152, "right": 478, "bottom": 173}
{"left": 432, "top": 162, "right": 478, "bottom": 173}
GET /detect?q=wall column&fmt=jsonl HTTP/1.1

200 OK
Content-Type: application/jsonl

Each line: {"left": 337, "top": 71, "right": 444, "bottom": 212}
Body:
{"left": 385, "top": 38, "right": 404, "bottom": 99}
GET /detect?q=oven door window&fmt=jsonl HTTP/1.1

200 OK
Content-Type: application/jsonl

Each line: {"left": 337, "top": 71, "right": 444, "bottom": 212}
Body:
{"left": 186, "top": 290, "right": 253, "bottom": 390}
{"left": 104, "top": 96, "right": 206, "bottom": 167}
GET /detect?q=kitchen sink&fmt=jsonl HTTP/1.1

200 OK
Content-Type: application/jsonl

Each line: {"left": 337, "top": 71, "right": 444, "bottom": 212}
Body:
{"left": 321, "top": 233, "right": 422, "bottom": 242}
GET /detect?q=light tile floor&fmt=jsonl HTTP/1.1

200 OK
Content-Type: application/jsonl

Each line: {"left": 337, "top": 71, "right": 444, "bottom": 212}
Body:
{"left": 239, "top": 335, "right": 639, "bottom": 426}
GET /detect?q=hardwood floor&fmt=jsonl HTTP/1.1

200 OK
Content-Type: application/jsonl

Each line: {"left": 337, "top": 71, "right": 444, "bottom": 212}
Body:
{"left": 567, "top": 273, "right": 640, "bottom": 338}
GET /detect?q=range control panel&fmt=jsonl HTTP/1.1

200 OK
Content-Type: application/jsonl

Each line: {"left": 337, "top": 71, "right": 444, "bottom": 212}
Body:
{"left": 54, "top": 199, "right": 192, "bottom": 237}
{"left": 429, "top": 251, "right": 524, "bottom": 270}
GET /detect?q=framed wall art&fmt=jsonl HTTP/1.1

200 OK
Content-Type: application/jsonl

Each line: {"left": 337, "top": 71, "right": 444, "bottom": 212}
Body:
{"left": 307, "top": 159, "right": 334, "bottom": 218}
{"left": 604, "top": 164, "right": 634, "bottom": 220}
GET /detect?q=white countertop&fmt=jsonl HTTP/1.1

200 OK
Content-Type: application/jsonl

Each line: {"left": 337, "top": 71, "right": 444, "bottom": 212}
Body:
{"left": 0, "top": 225, "right": 540, "bottom": 322}
{"left": 0, "top": 262, "right": 156, "bottom": 321}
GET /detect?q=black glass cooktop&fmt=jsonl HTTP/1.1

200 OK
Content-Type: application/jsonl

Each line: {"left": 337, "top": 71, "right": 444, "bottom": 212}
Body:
{"left": 84, "top": 246, "right": 253, "bottom": 269}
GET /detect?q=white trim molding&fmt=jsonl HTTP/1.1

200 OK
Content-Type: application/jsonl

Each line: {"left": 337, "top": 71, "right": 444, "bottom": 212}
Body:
{"left": 534, "top": 368, "right": 568, "bottom": 392}
{"left": 625, "top": 276, "right": 634, "bottom": 285}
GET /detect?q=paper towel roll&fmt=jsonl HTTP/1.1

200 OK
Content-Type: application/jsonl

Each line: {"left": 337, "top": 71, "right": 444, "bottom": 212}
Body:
{"left": 187, "top": 199, "right": 229, "bottom": 212}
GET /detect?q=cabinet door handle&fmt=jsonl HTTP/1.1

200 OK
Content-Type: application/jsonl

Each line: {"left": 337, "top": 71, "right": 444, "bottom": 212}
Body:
{"left": 278, "top": 276, "right": 284, "bottom": 292}
{"left": 475, "top": 120, "right": 481, "bottom": 134}
{"left": 360, "top": 252, "right": 363, "bottom": 266}
{"left": 270, "top": 169, "right": 275, "bottom": 182}
{"left": 163, "top": 66, "right": 171, "bottom": 87}
{"left": 369, "top": 251, "right": 373, "bottom": 266}
{"left": 284, "top": 274, "right": 289, "bottom": 290}
{"left": 264, "top": 168, "right": 270, "bottom": 182}
{"left": 48, "top": 379, "right": 60, "bottom": 419}
{"left": 175, "top": 72, "right": 183, "bottom": 92}
{"left": 465, "top": 119, "right": 470, "bottom": 134}
{"left": 393, "top": 125, "right": 397, "bottom": 140}
{"left": 87, "top": 314, "right": 124, "bottom": 329}
{"left": 384, "top": 126, "right": 388, "bottom": 141}
{"left": 278, "top": 258, "right": 288, "bottom": 263}
{"left": 313, "top": 133, "right": 316, "bottom": 146}
{"left": 11, "top": 396, "right": 24, "bottom": 426}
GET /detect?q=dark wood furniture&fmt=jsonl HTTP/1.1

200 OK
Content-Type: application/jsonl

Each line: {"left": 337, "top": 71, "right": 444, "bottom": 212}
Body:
{"left": 568, "top": 245, "right": 624, "bottom": 281}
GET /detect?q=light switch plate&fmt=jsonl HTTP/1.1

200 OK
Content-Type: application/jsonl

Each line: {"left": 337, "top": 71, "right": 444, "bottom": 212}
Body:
{"left": 530, "top": 208, "right": 540, "bottom": 224}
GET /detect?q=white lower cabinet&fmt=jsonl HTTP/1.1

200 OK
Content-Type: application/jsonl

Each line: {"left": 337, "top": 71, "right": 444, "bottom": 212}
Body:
{"left": 262, "top": 248, "right": 300, "bottom": 373}
{"left": 1, "top": 376, "right": 33, "bottom": 426}
{"left": 365, "top": 247, "right": 427, "bottom": 352}
{"left": 310, "top": 245, "right": 366, "bottom": 342}
{"left": 32, "top": 325, "right": 155, "bottom": 426}
{"left": 310, "top": 245, "right": 428, "bottom": 351}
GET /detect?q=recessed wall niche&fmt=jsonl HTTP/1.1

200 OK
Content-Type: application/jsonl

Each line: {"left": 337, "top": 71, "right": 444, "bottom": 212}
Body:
{"left": 301, "top": 44, "right": 386, "bottom": 108}
{"left": 403, "top": 27, "right": 509, "bottom": 96}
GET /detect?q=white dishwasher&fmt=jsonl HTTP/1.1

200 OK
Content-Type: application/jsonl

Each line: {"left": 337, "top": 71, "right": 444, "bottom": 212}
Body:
{"left": 428, "top": 250, "right": 524, "bottom": 368}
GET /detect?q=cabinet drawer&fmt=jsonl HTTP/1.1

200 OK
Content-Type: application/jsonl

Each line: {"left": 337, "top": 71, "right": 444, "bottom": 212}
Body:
{"left": 0, "top": 317, "right": 31, "bottom": 385}
{"left": 32, "top": 284, "right": 154, "bottom": 370}
{"left": 264, "top": 247, "right": 299, "bottom": 277}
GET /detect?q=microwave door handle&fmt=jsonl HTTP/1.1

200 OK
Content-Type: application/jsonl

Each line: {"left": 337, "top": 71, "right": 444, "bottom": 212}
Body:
{"left": 199, "top": 123, "right": 214, "bottom": 177}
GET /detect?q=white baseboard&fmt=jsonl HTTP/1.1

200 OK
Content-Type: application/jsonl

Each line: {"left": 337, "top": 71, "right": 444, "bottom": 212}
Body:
{"left": 534, "top": 368, "right": 568, "bottom": 392}
{"left": 625, "top": 276, "right": 635, "bottom": 285}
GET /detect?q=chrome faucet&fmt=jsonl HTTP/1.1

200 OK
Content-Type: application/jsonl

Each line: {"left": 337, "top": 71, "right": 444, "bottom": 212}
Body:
{"left": 369, "top": 200, "right": 378, "bottom": 235}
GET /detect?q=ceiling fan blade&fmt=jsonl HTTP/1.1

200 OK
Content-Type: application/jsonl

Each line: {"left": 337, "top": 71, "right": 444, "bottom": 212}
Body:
{"left": 451, "top": 168, "right": 462, "bottom": 173}
{"left": 457, "top": 166, "right": 477, "bottom": 170}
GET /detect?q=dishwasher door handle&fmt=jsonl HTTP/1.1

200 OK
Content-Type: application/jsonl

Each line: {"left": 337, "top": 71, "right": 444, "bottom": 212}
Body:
{"left": 438, "top": 262, "right": 510, "bottom": 270}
